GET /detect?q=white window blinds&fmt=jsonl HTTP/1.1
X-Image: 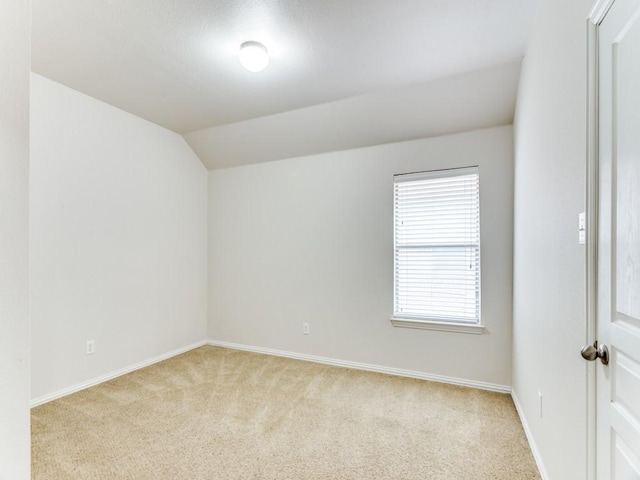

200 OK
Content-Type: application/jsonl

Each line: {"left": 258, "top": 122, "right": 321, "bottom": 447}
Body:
{"left": 393, "top": 167, "right": 480, "bottom": 324}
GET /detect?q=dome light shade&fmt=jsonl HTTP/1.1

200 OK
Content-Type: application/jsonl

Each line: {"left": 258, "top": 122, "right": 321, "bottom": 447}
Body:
{"left": 239, "top": 41, "right": 269, "bottom": 72}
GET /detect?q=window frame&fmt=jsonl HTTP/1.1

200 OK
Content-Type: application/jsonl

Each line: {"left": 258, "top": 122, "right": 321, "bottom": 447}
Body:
{"left": 390, "top": 166, "right": 484, "bottom": 334}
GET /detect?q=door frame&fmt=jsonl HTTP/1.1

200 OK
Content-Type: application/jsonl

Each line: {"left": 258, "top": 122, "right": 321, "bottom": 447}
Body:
{"left": 586, "top": 1, "right": 615, "bottom": 478}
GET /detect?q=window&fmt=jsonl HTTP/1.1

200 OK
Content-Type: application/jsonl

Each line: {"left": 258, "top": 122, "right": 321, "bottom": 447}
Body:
{"left": 392, "top": 167, "right": 482, "bottom": 333}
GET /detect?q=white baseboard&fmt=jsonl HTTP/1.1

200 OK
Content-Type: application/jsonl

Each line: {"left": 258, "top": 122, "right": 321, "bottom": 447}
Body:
{"left": 30, "top": 340, "right": 207, "bottom": 408}
{"left": 206, "top": 339, "right": 511, "bottom": 394}
{"left": 511, "top": 390, "right": 549, "bottom": 480}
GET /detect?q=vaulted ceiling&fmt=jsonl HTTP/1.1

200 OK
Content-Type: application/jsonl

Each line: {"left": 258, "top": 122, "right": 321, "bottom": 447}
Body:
{"left": 32, "top": 0, "right": 539, "bottom": 168}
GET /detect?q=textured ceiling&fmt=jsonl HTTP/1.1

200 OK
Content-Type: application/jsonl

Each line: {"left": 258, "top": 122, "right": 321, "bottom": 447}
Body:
{"left": 32, "top": 0, "right": 538, "bottom": 134}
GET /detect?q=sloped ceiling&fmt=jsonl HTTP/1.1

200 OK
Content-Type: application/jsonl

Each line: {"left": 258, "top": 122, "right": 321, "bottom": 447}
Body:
{"left": 31, "top": 0, "right": 538, "bottom": 169}
{"left": 185, "top": 61, "right": 521, "bottom": 169}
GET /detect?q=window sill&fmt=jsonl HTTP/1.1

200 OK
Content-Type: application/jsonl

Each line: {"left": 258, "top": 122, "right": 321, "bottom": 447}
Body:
{"left": 390, "top": 317, "right": 485, "bottom": 335}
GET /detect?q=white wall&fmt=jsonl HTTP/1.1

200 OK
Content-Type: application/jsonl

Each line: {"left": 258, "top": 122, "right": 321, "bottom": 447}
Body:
{"left": 512, "top": 0, "right": 593, "bottom": 478}
{"left": 0, "top": 1, "right": 31, "bottom": 478}
{"left": 30, "top": 74, "right": 208, "bottom": 401}
{"left": 209, "top": 126, "right": 514, "bottom": 388}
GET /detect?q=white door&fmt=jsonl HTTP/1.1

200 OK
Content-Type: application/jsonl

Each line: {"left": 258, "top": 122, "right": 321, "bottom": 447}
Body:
{"left": 595, "top": 0, "right": 640, "bottom": 477}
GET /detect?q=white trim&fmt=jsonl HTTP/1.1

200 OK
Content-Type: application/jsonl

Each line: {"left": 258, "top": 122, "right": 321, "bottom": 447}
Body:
{"left": 206, "top": 339, "right": 510, "bottom": 393}
{"left": 585, "top": 1, "right": 612, "bottom": 476}
{"left": 589, "top": 0, "right": 616, "bottom": 25}
{"left": 512, "top": 390, "right": 550, "bottom": 480}
{"left": 390, "top": 317, "right": 485, "bottom": 334}
{"left": 30, "top": 340, "right": 207, "bottom": 408}
{"left": 585, "top": 16, "right": 599, "bottom": 480}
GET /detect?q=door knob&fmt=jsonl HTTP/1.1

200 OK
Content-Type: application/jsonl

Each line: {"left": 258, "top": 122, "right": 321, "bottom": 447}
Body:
{"left": 581, "top": 341, "right": 609, "bottom": 365}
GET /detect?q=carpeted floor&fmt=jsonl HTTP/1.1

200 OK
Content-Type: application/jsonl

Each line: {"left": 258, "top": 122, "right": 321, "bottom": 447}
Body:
{"left": 32, "top": 346, "right": 540, "bottom": 479}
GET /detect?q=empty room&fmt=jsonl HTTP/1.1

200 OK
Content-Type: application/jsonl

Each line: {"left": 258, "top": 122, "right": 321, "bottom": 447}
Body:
{"left": 2, "top": 0, "right": 640, "bottom": 478}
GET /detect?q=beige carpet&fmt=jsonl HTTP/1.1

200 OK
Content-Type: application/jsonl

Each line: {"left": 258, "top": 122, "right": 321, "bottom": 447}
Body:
{"left": 32, "top": 346, "right": 540, "bottom": 479}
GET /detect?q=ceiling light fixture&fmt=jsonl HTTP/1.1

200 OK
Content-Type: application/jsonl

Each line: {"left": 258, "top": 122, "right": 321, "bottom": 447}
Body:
{"left": 239, "top": 41, "right": 269, "bottom": 72}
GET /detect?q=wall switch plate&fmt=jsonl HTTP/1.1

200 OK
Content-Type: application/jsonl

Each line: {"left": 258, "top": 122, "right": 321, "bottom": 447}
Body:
{"left": 86, "top": 340, "right": 95, "bottom": 355}
{"left": 302, "top": 322, "right": 310, "bottom": 335}
{"left": 578, "top": 212, "right": 586, "bottom": 230}
{"left": 538, "top": 391, "right": 543, "bottom": 418}
{"left": 579, "top": 230, "right": 586, "bottom": 245}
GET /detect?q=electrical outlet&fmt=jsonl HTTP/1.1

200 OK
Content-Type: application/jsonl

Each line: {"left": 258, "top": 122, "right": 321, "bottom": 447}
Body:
{"left": 302, "top": 322, "right": 310, "bottom": 335}
{"left": 86, "top": 340, "right": 95, "bottom": 355}
{"left": 538, "top": 391, "right": 543, "bottom": 418}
